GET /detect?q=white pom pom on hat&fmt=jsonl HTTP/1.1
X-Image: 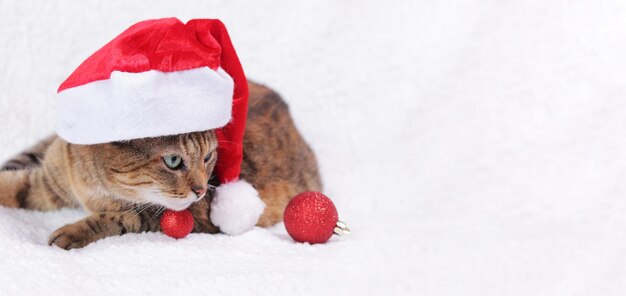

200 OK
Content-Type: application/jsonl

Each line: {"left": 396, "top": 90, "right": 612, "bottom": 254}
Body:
{"left": 56, "top": 18, "right": 265, "bottom": 235}
{"left": 210, "top": 180, "right": 266, "bottom": 235}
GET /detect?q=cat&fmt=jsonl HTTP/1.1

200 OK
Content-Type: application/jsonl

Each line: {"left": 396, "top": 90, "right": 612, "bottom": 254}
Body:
{"left": 0, "top": 81, "right": 322, "bottom": 249}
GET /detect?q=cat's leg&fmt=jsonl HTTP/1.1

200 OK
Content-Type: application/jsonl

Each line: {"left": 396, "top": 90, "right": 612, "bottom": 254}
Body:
{"left": 189, "top": 197, "right": 220, "bottom": 233}
{"left": 0, "top": 168, "right": 68, "bottom": 210}
{"left": 48, "top": 197, "right": 218, "bottom": 250}
{"left": 255, "top": 181, "right": 306, "bottom": 227}
{"left": 48, "top": 210, "right": 161, "bottom": 250}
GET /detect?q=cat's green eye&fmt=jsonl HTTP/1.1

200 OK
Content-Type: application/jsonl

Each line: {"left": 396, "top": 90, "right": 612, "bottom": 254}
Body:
{"left": 163, "top": 155, "right": 183, "bottom": 170}
{"left": 204, "top": 152, "right": 213, "bottom": 163}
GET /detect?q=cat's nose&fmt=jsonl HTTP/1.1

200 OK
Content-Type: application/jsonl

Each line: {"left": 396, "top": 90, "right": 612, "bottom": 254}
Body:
{"left": 191, "top": 186, "right": 207, "bottom": 198}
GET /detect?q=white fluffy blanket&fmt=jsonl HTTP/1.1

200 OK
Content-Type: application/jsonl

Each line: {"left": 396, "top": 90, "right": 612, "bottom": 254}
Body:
{"left": 0, "top": 1, "right": 625, "bottom": 295}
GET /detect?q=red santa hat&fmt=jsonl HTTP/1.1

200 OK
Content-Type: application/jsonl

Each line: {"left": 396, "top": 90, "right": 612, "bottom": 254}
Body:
{"left": 56, "top": 18, "right": 265, "bottom": 235}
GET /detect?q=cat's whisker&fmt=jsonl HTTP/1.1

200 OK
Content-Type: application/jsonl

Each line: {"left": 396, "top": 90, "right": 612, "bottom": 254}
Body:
{"left": 116, "top": 198, "right": 151, "bottom": 219}
{"left": 129, "top": 202, "right": 153, "bottom": 222}
{"left": 217, "top": 140, "right": 239, "bottom": 145}
{"left": 119, "top": 201, "right": 143, "bottom": 216}
{"left": 150, "top": 206, "right": 166, "bottom": 222}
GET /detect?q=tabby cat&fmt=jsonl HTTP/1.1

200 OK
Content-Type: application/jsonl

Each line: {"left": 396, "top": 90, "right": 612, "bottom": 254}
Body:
{"left": 0, "top": 81, "right": 322, "bottom": 250}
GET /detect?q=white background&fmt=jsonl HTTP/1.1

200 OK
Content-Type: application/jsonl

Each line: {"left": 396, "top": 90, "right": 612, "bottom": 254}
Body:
{"left": 1, "top": 0, "right": 625, "bottom": 295}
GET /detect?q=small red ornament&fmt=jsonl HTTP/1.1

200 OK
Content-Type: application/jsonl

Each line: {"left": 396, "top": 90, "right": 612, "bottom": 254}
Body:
{"left": 283, "top": 192, "right": 350, "bottom": 244}
{"left": 160, "top": 209, "right": 195, "bottom": 239}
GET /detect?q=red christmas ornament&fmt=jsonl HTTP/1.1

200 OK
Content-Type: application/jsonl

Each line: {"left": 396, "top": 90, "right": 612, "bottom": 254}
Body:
{"left": 283, "top": 192, "right": 350, "bottom": 244}
{"left": 160, "top": 209, "right": 195, "bottom": 239}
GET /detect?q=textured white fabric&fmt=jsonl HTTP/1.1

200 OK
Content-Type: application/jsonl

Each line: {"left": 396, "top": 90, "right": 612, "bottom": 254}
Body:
{"left": 210, "top": 180, "right": 265, "bottom": 235}
{"left": 57, "top": 67, "right": 234, "bottom": 144}
{"left": 1, "top": 1, "right": 626, "bottom": 295}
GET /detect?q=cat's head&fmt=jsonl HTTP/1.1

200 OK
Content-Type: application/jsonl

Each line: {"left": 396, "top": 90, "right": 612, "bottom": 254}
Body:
{"left": 96, "top": 131, "right": 218, "bottom": 210}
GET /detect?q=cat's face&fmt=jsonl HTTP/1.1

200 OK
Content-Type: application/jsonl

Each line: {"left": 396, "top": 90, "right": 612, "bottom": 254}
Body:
{"left": 98, "top": 131, "right": 218, "bottom": 210}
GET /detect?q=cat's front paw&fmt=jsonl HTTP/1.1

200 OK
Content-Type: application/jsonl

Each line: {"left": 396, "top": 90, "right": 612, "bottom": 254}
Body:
{"left": 48, "top": 223, "right": 97, "bottom": 250}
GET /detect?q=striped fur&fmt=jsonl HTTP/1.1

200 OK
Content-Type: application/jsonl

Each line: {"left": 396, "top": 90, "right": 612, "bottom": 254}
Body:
{"left": 0, "top": 81, "right": 322, "bottom": 249}
{"left": 1, "top": 135, "right": 56, "bottom": 171}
